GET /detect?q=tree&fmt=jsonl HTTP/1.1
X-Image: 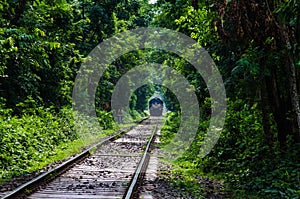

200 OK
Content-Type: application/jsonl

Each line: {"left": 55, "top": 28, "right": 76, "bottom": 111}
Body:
{"left": 212, "top": 0, "right": 300, "bottom": 146}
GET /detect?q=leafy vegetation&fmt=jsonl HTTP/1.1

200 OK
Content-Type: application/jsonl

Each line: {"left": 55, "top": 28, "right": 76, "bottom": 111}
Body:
{"left": 0, "top": 98, "right": 75, "bottom": 180}
{"left": 161, "top": 101, "right": 300, "bottom": 198}
{"left": 0, "top": 0, "right": 151, "bottom": 183}
{"left": 0, "top": 0, "right": 299, "bottom": 198}
{"left": 153, "top": 1, "right": 300, "bottom": 198}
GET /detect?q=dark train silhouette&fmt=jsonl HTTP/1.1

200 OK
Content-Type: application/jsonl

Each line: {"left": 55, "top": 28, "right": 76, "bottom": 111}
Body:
{"left": 149, "top": 97, "right": 163, "bottom": 116}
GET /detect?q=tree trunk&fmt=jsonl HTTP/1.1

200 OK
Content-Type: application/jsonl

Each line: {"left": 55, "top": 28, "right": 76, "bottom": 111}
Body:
{"left": 260, "top": 78, "right": 274, "bottom": 146}
{"left": 281, "top": 25, "right": 300, "bottom": 142}
{"left": 288, "top": 58, "right": 300, "bottom": 141}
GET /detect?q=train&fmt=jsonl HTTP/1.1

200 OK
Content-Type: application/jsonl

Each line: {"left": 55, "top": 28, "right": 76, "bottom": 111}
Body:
{"left": 149, "top": 97, "right": 163, "bottom": 116}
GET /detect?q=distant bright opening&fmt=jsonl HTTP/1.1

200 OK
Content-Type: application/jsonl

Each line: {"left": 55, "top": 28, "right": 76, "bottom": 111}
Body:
{"left": 148, "top": 0, "right": 157, "bottom": 4}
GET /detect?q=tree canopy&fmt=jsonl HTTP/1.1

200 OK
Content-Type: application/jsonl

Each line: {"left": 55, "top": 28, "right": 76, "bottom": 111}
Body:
{"left": 0, "top": 0, "right": 299, "bottom": 198}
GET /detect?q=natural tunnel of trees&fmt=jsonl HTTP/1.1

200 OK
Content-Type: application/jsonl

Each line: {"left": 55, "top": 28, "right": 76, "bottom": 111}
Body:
{"left": 0, "top": 0, "right": 299, "bottom": 198}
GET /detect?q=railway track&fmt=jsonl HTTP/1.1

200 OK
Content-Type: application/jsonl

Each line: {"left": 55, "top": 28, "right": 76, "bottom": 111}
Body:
{"left": 2, "top": 117, "right": 162, "bottom": 199}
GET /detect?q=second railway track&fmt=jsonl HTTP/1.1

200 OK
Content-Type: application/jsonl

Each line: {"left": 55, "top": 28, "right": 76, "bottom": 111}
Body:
{"left": 2, "top": 117, "right": 162, "bottom": 199}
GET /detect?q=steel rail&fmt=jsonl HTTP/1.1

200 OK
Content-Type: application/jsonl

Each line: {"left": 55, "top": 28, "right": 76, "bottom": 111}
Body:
{"left": 123, "top": 124, "right": 157, "bottom": 199}
{"left": 1, "top": 117, "right": 148, "bottom": 199}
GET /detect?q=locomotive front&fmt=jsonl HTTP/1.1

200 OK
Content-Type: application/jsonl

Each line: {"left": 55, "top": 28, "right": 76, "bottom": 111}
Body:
{"left": 149, "top": 97, "right": 163, "bottom": 116}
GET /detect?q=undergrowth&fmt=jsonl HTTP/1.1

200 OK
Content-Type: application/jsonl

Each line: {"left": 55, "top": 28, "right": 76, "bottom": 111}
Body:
{"left": 160, "top": 99, "right": 300, "bottom": 199}
{"left": 0, "top": 96, "right": 147, "bottom": 183}
{"left": 0, "top": 105, "right": 77, "bottom": 181}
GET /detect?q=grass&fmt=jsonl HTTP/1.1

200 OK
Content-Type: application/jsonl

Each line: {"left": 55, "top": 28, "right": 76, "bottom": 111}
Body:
{"left": 25, "top": 121, "right": 138, "bottom": 174}
{"left": 0, "top": 119, "right": 141, "bottom": 184}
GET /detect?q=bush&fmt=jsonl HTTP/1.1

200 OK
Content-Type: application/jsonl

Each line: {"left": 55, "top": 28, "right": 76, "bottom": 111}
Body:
{"left": 197, "top": 100, "right": 300, "bottom": 198}
{"left": 160, "top": 99, "right": 300, "bottom": 198}
{"left": 96, "top": 109, "right": 114, "bottom": 130}
{"left": 160, "top": 111, "right": 180, "bottom": 146}
{"left": 0, "top": 105, "right": 76, "bottom": 180}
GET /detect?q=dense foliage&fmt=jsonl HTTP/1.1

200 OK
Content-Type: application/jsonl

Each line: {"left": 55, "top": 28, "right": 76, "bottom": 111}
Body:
{"left": 0, "top": 0, "right": 299, "bottom": 198}
{"left": 0, "top": 0, "right": 151, "bottom": 182}
{"left": 0, "top": 99, "right": 76, "bottom": 180}
{"left": 154, "top": 0, "right": 300, "bottom": 198}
